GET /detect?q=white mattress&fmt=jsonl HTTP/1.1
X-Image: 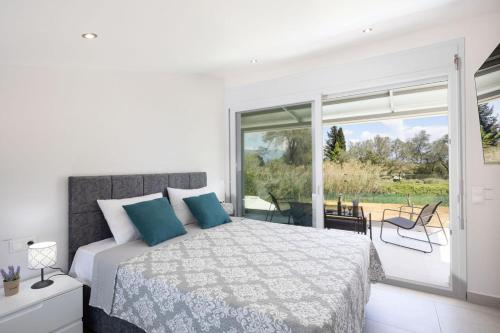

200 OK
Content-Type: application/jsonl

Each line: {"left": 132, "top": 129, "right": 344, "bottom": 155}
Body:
{"left": 69, "top": 237, "right": 118, "bottom": 285}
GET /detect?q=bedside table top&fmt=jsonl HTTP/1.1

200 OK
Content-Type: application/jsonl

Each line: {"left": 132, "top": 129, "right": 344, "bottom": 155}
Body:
{"left": 0, "top": 273, "right": 82, "bottom": 318}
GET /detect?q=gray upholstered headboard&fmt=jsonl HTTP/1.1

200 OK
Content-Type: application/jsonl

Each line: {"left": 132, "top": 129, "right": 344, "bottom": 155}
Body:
{"left": 68, "top": 172, "right": 207, "bottom": 266}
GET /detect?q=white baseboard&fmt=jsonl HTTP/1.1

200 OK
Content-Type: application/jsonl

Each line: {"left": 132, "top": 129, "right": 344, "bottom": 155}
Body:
{"left": 467, "top": 292, "right": 500, "bottom": 309}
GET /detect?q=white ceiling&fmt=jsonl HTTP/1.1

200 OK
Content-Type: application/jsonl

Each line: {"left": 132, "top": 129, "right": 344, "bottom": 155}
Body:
{"left": 1, "top": 0, "right": 498, "bottom": 77}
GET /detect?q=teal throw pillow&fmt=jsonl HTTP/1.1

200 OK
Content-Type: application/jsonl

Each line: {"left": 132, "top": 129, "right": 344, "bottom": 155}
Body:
{"left": 183, "top": 192, "right": 231, "bottom": 229}
{"left": 123, "top": 197, "right": 186, "bottom": 246}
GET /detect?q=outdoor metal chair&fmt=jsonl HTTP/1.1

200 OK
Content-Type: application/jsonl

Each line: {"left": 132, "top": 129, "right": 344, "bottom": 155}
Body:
{"left": 380, "top": 201, "right": 448, "bottom": 253}
{"left": 266, "top": 192, "right": 292, "bottom": 224}
{"left": 399, "top": 195, "right": 445, "bottom": 227}
{"left": 289, "top": 202, "right": 313, "bottom": 226}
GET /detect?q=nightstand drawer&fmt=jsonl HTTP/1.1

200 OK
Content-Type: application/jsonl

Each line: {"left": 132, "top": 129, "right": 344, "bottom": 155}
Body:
{"left": 0, "top": 287, "right": 82, "bottom": 333}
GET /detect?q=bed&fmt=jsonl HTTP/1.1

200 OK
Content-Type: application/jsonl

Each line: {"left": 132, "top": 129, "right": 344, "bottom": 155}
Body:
{"left": 68, "top": 172, "right": 384, "bottom": 333}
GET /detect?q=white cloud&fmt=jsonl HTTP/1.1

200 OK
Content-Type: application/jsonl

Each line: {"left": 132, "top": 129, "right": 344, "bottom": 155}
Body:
{"left": 360, "top": 131, "right": 375, "bottom": 141}
{"left": 403, "top": 125, "right": 448, "bottom": 141}
{"left": 343, "top": 129, "right": 354, "bottom": 136}
{"left": 380, "top": 119, "right": 448, "bottom": 141}
{"left": 344, "top": 119, "right": 448, "bottom": 145}
{"left": 360, "top": 130, "right": 392, "bottom": 141}
{"left": 381, "top": 119, "right": 406, "bottom": 139}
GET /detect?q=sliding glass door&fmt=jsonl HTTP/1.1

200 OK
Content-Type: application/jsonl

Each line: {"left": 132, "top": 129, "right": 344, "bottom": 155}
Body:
{"left": 322, "top": 80, "right": 453, "bottom": 289}
{"left": 230, "top": 44, "right": 466, "bottom": 299}
{"left": 237, "top": 103, "right": 313, "bottom": 226}
{"left": 232, "top": 79, "right": 463, "bottom": 298}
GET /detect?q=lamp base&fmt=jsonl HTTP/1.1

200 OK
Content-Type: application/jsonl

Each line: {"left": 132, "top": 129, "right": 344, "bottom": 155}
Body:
{"left": 31, "top": 279, "right": 53, "bottom": 289}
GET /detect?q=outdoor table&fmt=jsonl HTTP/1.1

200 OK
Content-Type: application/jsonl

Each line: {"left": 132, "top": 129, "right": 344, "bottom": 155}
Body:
{"left": 324, "top": 204, "right": 372, "bottom": 239}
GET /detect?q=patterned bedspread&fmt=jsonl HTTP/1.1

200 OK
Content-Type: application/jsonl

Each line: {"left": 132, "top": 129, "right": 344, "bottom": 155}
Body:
{"left": 110, "top": 219, "right": 384, "bottom": 333}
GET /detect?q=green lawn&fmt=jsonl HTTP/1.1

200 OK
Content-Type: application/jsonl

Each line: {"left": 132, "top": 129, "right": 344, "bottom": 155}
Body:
{"left": 325, "top": 192, "right": 449, "bottom": 206}
{"left": 325, "top": 178, "right": 449, "bottom": 206}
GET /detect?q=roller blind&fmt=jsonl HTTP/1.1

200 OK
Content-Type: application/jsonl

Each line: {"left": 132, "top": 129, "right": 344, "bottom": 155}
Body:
{"left": 322, "top": 81, "right": 448, "bottom": 124}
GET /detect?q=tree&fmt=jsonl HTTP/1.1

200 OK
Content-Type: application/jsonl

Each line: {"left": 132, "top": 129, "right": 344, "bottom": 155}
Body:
{"left": 337, "top": 128, "right": 346, "bottom": 151}
{"left": 347, "top": 140, "right": 371, "bottom": 164}
{"left": 324, "top": 126, "right": 346, "bottom": 161}
{"left": 427, "top": 134, "right": 449, "bottom": 176}
{"left": 387, "top": 138, "right": 414, "bottom": 178}
{"left": 243, "top": 151, "right": 264, "bottom": 195}
{"left": 391, "top": 138, "right": 408, "bottom": 160}
{"left": 372, "top": 135, "right": 392, "bottom": 164}
{"left": 324, "top": 126, "right": 338, "bottom": 161}
{"left": 478, "top": 103, "right": 500, "bottom": 147}
{"left": 481, "top": 127, "right": 500, "bottom": 148}
{"left": 263, "top": 128, "right": 312, "bottom": 166}
{"left": 479, "top": 103, "right": 500, "bottom": 134}
{"left": 347, "top": 135, "right": 391, "bottom": 165}
{"left": 407, "top": 130, "right": 430, "bottom": 164}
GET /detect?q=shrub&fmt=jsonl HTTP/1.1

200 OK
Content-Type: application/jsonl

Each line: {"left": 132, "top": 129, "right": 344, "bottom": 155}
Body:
{"left": 422, "top": 178, "right": 447, "bottom": 184}
{"left": 244, "top": 158, "right": 312, "bottom": 201}
{"left": 244, "top": 156, "right": 449, "bottom": 206}
{"left": 381, "top": 181, "right": 448, "bottom": 196}
{"left": 323, "top": 160, "right": 384, "bottom": 196}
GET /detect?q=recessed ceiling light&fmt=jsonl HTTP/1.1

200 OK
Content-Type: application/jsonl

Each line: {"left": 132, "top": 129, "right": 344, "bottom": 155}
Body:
{"left": 81, "top": 33, "right": 98, "bottom": 39}
{"left": 362, "top": 28, "right": 373, "bottom": 33}
{"left": 250, "top": 58, "right": 258, "bottom": 64}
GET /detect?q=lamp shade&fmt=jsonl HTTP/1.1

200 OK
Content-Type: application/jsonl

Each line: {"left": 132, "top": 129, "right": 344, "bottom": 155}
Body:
{"left": 28, "top": 241, "right": 57, "bottom": 269}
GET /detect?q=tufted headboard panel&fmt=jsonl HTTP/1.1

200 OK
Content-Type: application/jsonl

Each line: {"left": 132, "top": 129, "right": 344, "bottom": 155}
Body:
{"left": 68, "top": 172, "right": 207, "bottom": 266}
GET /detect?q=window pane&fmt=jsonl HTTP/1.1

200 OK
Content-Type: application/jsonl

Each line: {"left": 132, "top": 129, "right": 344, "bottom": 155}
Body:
{"left": 322, "top": 81, "right": 451, "bottom": 287}
{"left": 240, "top": 103, "right": 313, "bottom": 226}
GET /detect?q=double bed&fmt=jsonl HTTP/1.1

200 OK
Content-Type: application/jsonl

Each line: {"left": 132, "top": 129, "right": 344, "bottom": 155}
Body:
{"left": 68, "top": 172, "right": 384, "bottom": 333}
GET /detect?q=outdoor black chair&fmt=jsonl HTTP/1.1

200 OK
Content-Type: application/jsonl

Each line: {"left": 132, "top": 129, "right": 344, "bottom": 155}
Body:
{"left": 289, "top": 202, "right": 313, "bottom": 227}
{"left": 380, "top": 201, "right": 448, "bottom": 253}
{"left": 266, "top": 192, "right": 292, "bottom": 224}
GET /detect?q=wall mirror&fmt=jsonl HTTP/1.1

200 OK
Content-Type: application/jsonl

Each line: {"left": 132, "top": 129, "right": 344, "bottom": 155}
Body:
{"left": 475, "top": 43, "right": 500, "bottom": 164}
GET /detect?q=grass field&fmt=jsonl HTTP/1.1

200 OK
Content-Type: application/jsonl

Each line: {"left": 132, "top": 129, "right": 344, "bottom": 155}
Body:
{"left": 324, "top": 192, "right": 449, "bottom": 207}
{"left": 325, "top": 176, "right": 449, "bottom": 207}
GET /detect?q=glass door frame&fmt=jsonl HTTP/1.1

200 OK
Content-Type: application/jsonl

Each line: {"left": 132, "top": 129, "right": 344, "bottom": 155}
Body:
{"left": 319, "top": 75, "right": 466, "bottom": 299}
{"left": 234, "top": 99, "right": 324, "bottom": 228}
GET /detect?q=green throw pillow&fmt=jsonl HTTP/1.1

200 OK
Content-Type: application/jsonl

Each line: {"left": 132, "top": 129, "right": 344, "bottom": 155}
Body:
{"left": 183, "top": 192, "right": 231, "bottom": 229}
{"left": 123, "top": 197, "right": 186, "bottom": 246}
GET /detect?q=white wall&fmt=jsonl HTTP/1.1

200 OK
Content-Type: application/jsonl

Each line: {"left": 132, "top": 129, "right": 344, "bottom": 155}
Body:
{"left": 225, "top": 10, "right": 500, "bottom": 298}
{"left": 0, "top": 65, "right": 225, "bottom": 278}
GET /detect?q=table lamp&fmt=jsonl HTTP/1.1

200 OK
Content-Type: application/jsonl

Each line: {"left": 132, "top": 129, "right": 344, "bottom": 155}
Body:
{"left": 27, "top": 241, "right": 57, "bottom": 289}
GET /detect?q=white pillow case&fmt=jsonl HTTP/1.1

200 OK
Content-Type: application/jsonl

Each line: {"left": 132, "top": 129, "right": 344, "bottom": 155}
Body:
{"left": 97, "top": 192, "right": 163, "bottom": 244}
{"left": 167, "top": 186, "right": 211, "bottom": 225}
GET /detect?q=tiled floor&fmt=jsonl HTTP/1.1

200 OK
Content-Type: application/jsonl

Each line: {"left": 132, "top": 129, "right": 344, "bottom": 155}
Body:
{"left": 364, "top": 283, "right": 500, "bottom": 333}
{"left": 371, "top": 224, "right": 450, "bottom": 287}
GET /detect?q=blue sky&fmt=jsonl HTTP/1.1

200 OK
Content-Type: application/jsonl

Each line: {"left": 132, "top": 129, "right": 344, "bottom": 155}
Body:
{"left": 244, "top": 115, "right": 450, "bottom": 152}
{"left": 487, "top": 99, "right": 500, "bottom": 120}
{"left": 323, "top": 115, "right": 449, "bottom": 145}
{"left": 243, "top": 100, "right": 500, "bottom": 156}
{"left": 244, "top": 132, "right": 268, "bottom": 151}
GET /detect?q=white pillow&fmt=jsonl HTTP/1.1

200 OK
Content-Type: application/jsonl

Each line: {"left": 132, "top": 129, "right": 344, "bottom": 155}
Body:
{"left": 167, "top": 187, "right": 211, "bottom": 225}
{"left": 97, "top": 192, "right": 163, "bottom": 244}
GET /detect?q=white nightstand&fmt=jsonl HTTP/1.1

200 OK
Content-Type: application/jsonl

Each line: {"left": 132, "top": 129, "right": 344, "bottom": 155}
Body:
{"left": 0, "top": 273, "right": 83, "bottom": 333}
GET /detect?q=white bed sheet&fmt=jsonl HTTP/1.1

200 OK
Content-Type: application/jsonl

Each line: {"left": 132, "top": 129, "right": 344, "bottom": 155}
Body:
{"left": 68, "top": 221, "right": 217, "bottom": 286}
{"left": 69, "top": 237, "right": 118, "bottom": 285}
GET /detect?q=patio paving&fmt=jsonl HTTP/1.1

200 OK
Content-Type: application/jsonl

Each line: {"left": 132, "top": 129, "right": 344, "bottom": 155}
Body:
{"left": 371, "top": 222, "right": 451, "bottom": 287}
